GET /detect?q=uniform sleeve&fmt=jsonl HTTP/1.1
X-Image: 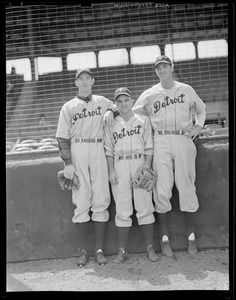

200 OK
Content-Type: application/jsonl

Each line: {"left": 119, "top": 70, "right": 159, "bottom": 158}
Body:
{"left": 132, "top": 91, "right": 150, "bottom": 115}
{"left": 189, "top": 86, "right": 206, "bottom": 127}
{"left": 107, "top": 98, "right": 121, "bottom": 117}
{"left": 101, "top": 97, "right": 119, "bottom": 117}
{"left": 104, "top": 124, "right": 114, "bottom": 157}
{"left": 143, "top": 117, "right": 154, "bottom": 156}
{"left": 55, "top": 104, "right": 72, "bottom": 139}
{"left": 103, "top": 97, "right": 113, "bottom": 109}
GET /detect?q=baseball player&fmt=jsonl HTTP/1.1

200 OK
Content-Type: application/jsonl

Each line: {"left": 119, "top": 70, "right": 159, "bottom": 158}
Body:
{"left": 104, "top": 87, "right": 159, "bottom": 263}
{"left": 132, "top": 55, "right": 206, "bottom": 258}
{"left": 56, "top": 68, "right": 116, "bottom": 266}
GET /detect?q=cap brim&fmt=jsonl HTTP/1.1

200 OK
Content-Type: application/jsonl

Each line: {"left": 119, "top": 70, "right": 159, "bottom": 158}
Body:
{"left": 114, "top": 92, "right": 131, "bottom": 100}
{"left": 154, "top": 60, "right": 171, "bottom": 67}
{"left": 75, "top": 71, "right": 93, "bottom": 79}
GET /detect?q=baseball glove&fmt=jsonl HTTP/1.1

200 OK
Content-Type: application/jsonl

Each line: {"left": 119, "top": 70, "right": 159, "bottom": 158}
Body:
{"left": 58, "top": 170, "right": 80, "bottom": 191}
{"left": 131, "top": 166, "right": 156, "bottom": 192}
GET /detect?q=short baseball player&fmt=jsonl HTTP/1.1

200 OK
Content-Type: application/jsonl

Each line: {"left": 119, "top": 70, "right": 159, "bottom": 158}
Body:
{"left": 56, "top": 68, "right": 116, "bottom": 266}
{"left": 132, "top": 55, "right": 206, "bottom": 258}
{"left": 104, "top": 87, "right": 159, "bottom": 263}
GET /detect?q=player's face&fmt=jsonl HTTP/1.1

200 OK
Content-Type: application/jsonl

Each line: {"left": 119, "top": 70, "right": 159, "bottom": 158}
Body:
{"left": 75, "top": 73, "right": 94, "bottom": 92}
{"left": 155, "top": 63, "right": 173, "bottom": 80}
{"left": 115, "top": 95, "right": 133, "bottom": 115}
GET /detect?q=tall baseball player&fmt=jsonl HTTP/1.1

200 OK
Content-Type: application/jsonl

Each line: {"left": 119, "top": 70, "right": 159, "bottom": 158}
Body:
{"left": 104, "top": 87, "right": 159, "bottom": 263}
{"left": 56, "top": 68, "right": 116, "bottom": 266}
{"left": 132, "top": 55, "right": 206, "bottom": 258}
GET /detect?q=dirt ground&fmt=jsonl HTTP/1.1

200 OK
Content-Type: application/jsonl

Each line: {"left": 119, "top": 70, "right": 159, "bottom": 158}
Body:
{"left": 6, "top": 248, "right": 229, "bottom": 292}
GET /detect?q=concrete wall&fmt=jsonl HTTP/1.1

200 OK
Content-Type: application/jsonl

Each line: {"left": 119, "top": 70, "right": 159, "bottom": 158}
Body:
{"left": 6, "top": 136, "right": 229, "bottom": 262}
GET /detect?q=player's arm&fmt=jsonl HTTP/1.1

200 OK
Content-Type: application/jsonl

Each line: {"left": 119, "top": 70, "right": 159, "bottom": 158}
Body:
{"left": 184, "top": 87, "right": 206, "bottom": 140}
{"left": 56, "top": 138, "right": 75, "bottom": 180}
{"left": 57, "top": 138, "right": 72, "bottom": 166}
{"left": 106, "top": 155, "right": 119, "bottom": 185}
{"left": 142, "top": 117, "right": 154, "bottom": 176}
{"left": 104, "top": 102, "right": 119, "bottom": 128}
{"left": 107, "top": 103, "right": 119, "bottom": 116}
{"left": 104, "top": 124, "right": 119, "bottom": 184}
{"left": 132, "top": 90, "right": 151, "bottom": 116}
{"left": 194, "top": 100, "right": 206, "bottom": 130}
{"left": 56, "top": 106, "right": 75, "bottom": 179}
{"left": 143, "top": 117, "right": 154, "bottom": 160}
{"left": 143, "top": 154, "right": 153, "bottom": 169}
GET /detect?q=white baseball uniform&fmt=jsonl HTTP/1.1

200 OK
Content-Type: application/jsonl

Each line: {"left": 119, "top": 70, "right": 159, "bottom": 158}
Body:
{"left": 133, "top": 81, "right": 206, "bottom": 214}
{"left": 104, "top": 113, "right": 155, "bottom": 227}
{"left": 56, "top": 95, "right": 114, "bottom": 223}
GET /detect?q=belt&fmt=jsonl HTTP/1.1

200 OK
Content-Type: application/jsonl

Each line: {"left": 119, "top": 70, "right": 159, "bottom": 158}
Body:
{"left": 116, "top": 154, "right": 143, "bottom": 160}
{"left": 157, "top": 130, "right": 185, "bottom": 135}
{"left": 72, "top": 138, "right": 103, "bottom": 143}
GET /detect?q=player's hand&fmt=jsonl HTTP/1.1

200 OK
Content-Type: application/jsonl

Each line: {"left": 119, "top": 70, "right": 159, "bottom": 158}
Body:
{"left": 64, "top": 164, "right": 75, "bottom": 180}
{"left": 64, "top": 178, "right": 74, "bottom": 190}
{"left": 109, "top": 170, "right": 119, "bottom": 185}
{"left": 103, "top": 110, "right": 114, "bottom": 128}
{"left": 183, "top": 124, "right": 202, "bottom": 141}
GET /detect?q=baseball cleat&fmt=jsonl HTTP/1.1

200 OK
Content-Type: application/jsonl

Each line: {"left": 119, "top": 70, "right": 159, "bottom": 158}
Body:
{"left": 146, "top": 245, "right": 159, "bottom": 262}
{"left": 160, "top": 240, "right": 174, "bottom": 258}
{"left": 113, "top": 247, "right": 128, "bottom": 264}
{"left": 187, "top": 239, "right": 198, "bottom": 257}
{"left": 95, "top": 250, "right": 108, "bottom": 265}
{"left": 77, "top": 249, "right": 89, "bottom": 266}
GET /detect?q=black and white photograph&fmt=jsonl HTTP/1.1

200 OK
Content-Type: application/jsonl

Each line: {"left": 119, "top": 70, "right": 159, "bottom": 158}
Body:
{"left": 4, "top": 2, "right": 231, "bottom": 294}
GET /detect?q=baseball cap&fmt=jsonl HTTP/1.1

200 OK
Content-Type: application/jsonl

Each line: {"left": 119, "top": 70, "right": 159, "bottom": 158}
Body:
{"left": 75, "top": 68, "right": 93, "bottom": 79}
{"left": 154, "top": 55, "right": 172, "bottom": 68}
{"left": 114, "top": 87, "right": 132, "bottom": 101}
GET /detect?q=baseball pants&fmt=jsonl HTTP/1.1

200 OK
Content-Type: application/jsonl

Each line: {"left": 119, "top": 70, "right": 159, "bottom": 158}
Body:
{"left": 112, "top": 157, "right": 155, "bottom": 227}
{"left": 153, "top": 134, "right": 199, "bottom": 213}
{"left": 71, "top": 141, "right": 110, "bottom": 223}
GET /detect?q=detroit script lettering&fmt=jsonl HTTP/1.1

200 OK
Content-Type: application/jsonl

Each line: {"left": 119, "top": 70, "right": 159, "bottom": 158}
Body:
{"left": 153, "top": 94, "right": 185, "bottom": 113}
{"left": 113, "top": 125, "right": 142, "bottom": 144}
{"left": 72, "top": 106, "right": 102, "bottom": 125}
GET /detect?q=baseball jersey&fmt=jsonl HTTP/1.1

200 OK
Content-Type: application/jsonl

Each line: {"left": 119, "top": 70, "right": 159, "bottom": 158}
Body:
{"left": 104, "top": 113, "right": 153, "bottom": 158}
{"left": 133, "top": 81, "right": 206, "bottom": 131}
{"left": 56, "top": 95, "right": 114, "bottom": 139}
